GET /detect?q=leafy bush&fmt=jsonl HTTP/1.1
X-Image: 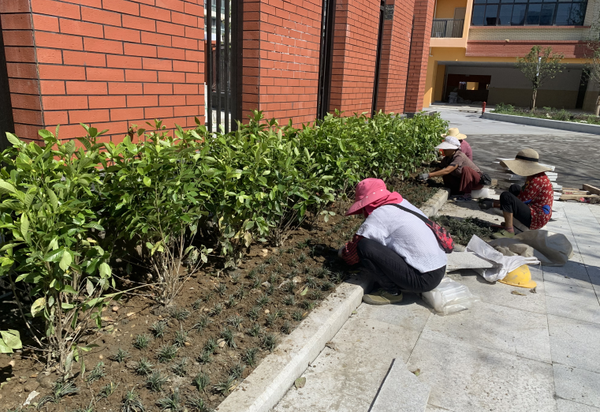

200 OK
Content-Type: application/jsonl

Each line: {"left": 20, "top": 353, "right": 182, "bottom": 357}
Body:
{"left": 0, "top": 129, "right": 114, "bottom": 377}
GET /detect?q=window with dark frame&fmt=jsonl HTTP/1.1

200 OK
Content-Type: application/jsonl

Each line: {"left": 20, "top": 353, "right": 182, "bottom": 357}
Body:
{"left": 471, "top": 0, "right": 587, "bottom": 26}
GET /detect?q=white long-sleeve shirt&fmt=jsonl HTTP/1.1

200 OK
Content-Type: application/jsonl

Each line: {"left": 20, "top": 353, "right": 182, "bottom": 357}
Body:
{"left": 356, "top": 200, "right": 447, "bottom": 273}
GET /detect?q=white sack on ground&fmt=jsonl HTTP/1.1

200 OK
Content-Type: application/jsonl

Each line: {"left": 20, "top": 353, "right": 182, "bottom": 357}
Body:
{"left": 488, "top": 230, "right": 573, "bottom": 267}
{"left": 466, "top": 235, "right": 540, "bottom": 282}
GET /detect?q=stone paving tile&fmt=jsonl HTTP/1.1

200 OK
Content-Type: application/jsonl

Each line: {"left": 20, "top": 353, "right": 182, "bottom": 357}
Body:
{"left": 419, "top": 299, "right": 551, "bottom": 363}
{"left": 554, "top": 364, "right": 600, "bottom": 409}
{"left": 542, "top": 262, "right": 594, "bottom": 290}
{"left": 273, "top": 301, "right": 431, "bottom": 412}
{"left": 408, "top": 333, "right": 556, "bottom": 412}
{"left": 447, "top": 269, "right": 547, "bottom": 314}
{"left": 548, "top": 315, "right": 600, "bottom": 373}
{"left": 545, "top": 295, "right": 600, "bottom": 324}
{"left": 556, "top": 399, "right": 600, "bottom": 412}
{"left": 544, "top": 280, "right": 599, "bottom": 305}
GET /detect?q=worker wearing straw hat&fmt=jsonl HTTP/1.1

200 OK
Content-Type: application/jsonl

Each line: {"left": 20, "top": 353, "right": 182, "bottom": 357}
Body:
{"left": 482, "top": 148, "right": 553, "bottom": 237}
{"left": 444, "top": 128, "right": 472, "bottom": 161}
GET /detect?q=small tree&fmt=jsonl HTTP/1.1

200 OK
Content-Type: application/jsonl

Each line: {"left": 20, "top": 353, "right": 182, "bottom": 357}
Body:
{"left": 516, "top": 46, "right": 565, "bottom": 110}
{"left": 586, "top": 12, "right": 600, "bottom": 116}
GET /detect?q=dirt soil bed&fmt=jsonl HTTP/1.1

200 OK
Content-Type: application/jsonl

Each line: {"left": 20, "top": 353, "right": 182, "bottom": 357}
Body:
{"left": 0, "top": 178, "right": 439, "bottom": 412}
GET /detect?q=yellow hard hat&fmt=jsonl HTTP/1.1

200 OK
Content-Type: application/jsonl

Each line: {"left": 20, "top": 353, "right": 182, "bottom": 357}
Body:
{"left": 499, "top": 265, "right": 537, "bottom": 288}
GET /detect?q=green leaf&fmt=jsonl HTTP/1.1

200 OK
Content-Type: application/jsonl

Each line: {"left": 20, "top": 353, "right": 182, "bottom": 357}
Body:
{"left": 31, "top": 297, "right": 46, "bottom": 317}
{"left": 99, "top": 262, "right": 111, "bottom": 278}
{"left": 143, "top": 176, "right": 151, "bottom": 187}
{"left": 59, "top": 251, "right": 72, "bottom": 271}
{"left": 5, "top": 132, "right": 22, "bottom": 147}
{"left": 46, "top": 188, "right": 59, "bottom": 210}
{"left": 20, "top": 214, "right": 29, "bottom": 242}
{"left": 0, "top": 179, "right": 16, "bottom": 195}
{"left": 0, "top": 330, "right": 22, "bottom": 353}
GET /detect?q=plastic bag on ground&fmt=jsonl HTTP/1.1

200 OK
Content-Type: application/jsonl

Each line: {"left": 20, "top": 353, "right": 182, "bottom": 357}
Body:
{"left": 489, "top": 230, "right": 573, "bottom": 267}
{"left": 422, "top": 277, "right": 479, "bottom": 316}
{"left": 466, "top": 235, "right": 540, "bottom": 282}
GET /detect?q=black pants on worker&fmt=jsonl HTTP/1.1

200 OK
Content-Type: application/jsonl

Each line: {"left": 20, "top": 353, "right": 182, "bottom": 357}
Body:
{"left": 499, "top": 184, "right": 532, "bottom": 228}
{"left": 356, "top": 238, "right": 445, "bottom": 294}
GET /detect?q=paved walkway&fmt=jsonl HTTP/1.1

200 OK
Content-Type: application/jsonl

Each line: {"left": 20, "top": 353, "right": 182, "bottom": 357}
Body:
{"left": 273, "top": 107, "right": 600, "bottom": 411}
{"left": 273, "top": 200, "right": 600, "bottom": 412}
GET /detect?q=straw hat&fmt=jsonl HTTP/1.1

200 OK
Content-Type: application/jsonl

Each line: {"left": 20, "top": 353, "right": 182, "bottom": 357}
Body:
{"left": 435, "top": 136, "right": 461, "bottom": 151}
{"left": 500, "top": 149, "right": 552, "bottom": 177}
{"left": 444, "top": 128, "right": 467, "bottom": 140}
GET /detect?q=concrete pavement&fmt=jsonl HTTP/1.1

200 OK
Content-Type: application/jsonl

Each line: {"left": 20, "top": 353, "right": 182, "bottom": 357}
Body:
{"left": 271, "top": 108, "right": 600, "bottom": 411}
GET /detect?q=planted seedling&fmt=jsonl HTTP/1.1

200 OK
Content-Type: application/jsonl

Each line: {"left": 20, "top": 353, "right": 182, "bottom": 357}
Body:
{"left": 256, "top": 294, "right": 270, "bottom": 307}
{"left": 215, "top": 283, "right": 227, "bottom": 297}
{"left": 203, "top": 338, "right": 218, "bottom": 354}
{"left": 85, "top": 361, "right": 105, "bottom": 384}
{"left": 298, "top": 253, "right": 307, "bottom": 263}
{"left": 242, "top": 347, "right": 258, "bottom": 367}
{"left": 122, "top": 390, "right": 145, "bottom": 412}
{"left": 193, "top": 372, "right": 211, "bottom": 392}
{"left": 234, "top": 285, "right": 245, "bottom": 299}
{"left": 227, "top": 314, "right": 244, "bottom": 330}
{"left": 226, "top": 295, "right": 238, "bottom": 308}
{"left": 292, "top": 311, "right": 304, "bottom": 321}
{"left": 230, "top": 362, "right": 246, "bottom": 379}
{"left": 192, "top": 298, "right": 203, "bottom": 310}
{"left": 256, "top": 264, "right": 267, "bottom": 274}
{"left": 98, "top": 382, "right": 117, "bottom": 399}
{"left": 214, "top": 375, "right": 237, "bottom": 395}
{"left": 306, "top": 276, "right": 317, "bottom": 289}
{"left": 112, "top": 348, "right": 130, "bottom": 363}
{"left": 300, "top": 300, "right": 315, "bottom": 311}
{"left": 281, "top": 320, "right": 292, "bottom": 335}
{"left": 134, "top": 358, "right": 154, "bottom": 376}
{"left": 156, "top": 389, "right": 181, "bottom": 411}
{"left": 146, "top": 371, "right": 168, "bottom": 392}
{"left": 261, "top": 333, "right": 278, "bottom": 352}
{"left": 310, "top": 290, "right": 323, "bottom": 301}
{"left": 157, "top": 344, "right": 178, "bottom": 362}
{"left": 247, "top": 306, "right": 260, "bottom": 321}
{"left": 221, "top": 328, "right": 236, "bottom": 348}
{"left": 187, "top": 397, "right": 211, "bottom": 412}
{"left": 193, "top": 315, "right": 211, "bottom": 332}
{"left": 151, "top": 321, "right": 167, "bottom": 338}
{"left": 265, "top": 313, "right": 277, "bottom": 327}
{"left": 170, "top": 307, "right": 190, "bottom": 321}
{"left": 172, "top": 357, "right": 189, "bottom": 377}
{"left": 247, "top": 323, "right": 263, "bottom": 337}
{"left": 133, "top": 334, "right": 151, "bottom": 350}
{"left": 37, "top": 381, "right": 79, "bottom": 407}
{"left": 197, "top": 350, "right": 212, "bottom": 364}
{"left": 321, "top": 281, "right": 334, "bottom": 291}
{"left": 283, "top": 295, "right": 296, "bottom": 306}
{"left": 284, "top": 281, "right": 295, "bottom": 294}
{"left": 174, "top": 329, "right": 188, "bottom": 347}
{"left": 209, "top": 303, "right": 223, "bottom": 317}
{"left": 252, "top": 277, "right": 261, "bottom": 289}
{"left": 230, "top": 272, "right": 241, "bottom": 284}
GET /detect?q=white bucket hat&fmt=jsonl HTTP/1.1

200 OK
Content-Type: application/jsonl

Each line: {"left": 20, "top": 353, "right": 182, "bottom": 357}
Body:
{"left": 500, "top": 148, "right": 552, "bottom": 176}
{"left": 435, "top": 136, "right": 461, "bottom": 150}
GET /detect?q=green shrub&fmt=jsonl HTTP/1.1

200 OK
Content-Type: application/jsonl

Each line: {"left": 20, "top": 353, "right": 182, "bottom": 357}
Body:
{"left": 0, "top": 128, "right": 115, "bottom": 377}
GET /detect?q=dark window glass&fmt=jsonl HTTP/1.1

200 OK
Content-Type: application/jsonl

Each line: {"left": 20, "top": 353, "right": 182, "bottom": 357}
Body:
{"left": 540, "top": 3, "right": 556, "bottom": 24}
{"left": 569, "top": 2, "right": 585, "bottom": 23}
{"left": 485, "top": 4, "right": 499, "bottom": 25}
{"left": 499, "top": 5, "right": 514, "bottom": 24}
{"left": 554, "top": 3, "right": 571, "bottom": 23}
{"left": 526, "top": 3, "right": 542, "bottom": 23}
{"left": 474, "top": 0, "right": 487, "bottom": 4}
{"left": 501, "top": 0, "right": 515, "bottom": 3}
{"left": 472, "top": 5, "right": 486, "bottom": 25}
{"left": 512, "top": 4, "right": 527, "bottom": 23}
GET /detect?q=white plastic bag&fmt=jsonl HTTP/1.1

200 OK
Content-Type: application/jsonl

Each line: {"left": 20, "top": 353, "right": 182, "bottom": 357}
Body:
{"left": 422, "top": 278, "right": 479, "bottom": 316}
{"left": 466, "top": 235, "right": 539, "bottom": 282}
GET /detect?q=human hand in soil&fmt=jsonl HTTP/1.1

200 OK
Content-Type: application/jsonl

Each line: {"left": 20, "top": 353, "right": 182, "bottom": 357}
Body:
{"left": 418, "top": 173, "right": 429, "bottom": 181}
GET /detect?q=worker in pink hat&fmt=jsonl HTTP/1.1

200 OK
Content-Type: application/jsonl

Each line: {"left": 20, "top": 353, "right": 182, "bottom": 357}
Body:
{"left": 339, "top": 178, "right": 447, "bottom": 305}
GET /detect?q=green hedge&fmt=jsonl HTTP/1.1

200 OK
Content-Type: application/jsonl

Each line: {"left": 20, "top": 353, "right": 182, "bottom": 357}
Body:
{"left": 0, "top": 110, "right": 446, "bottom": 375}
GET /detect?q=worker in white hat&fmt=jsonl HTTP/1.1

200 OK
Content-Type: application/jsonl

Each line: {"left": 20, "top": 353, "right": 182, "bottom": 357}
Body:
{"left": 419, "top": 136, "right": 484, "bottom": 196}
{"left": 444, "top": 128, "right": 472, "bottom": 160}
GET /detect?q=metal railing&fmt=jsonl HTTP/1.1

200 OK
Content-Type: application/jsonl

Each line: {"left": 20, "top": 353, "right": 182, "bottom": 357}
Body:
{"left": 431, "top": 19, "right": 464, "bottom": 38}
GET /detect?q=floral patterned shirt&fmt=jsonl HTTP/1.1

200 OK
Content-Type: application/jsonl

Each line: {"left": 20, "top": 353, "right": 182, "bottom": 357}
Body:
{"left": 518, "top": 172, "right": 553, "bottom": 230}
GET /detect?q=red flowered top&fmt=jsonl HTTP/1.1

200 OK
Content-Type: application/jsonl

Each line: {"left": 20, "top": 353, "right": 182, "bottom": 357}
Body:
{"left": 518, "top": 172, "right": 553, "bottom": 230}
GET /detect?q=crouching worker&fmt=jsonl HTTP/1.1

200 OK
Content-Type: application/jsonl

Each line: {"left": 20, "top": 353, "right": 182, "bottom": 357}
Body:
{"left": 419, "top": 136, "right": 483, "bottom": 195}
{"left": 339, "top": 178, "right": 447, "bottom": 305}
{"left": 482, "top": 149, "right": 553, "bottom": 237}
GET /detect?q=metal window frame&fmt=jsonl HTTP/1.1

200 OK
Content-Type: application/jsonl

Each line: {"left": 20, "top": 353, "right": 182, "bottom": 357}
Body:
{"left": 0, "top": 17, "right": 14, "bottom": 150}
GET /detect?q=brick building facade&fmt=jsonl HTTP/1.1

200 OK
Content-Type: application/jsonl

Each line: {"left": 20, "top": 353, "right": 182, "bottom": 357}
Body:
{"left": 0, "top": 0, "right": 434, "bottom": 144}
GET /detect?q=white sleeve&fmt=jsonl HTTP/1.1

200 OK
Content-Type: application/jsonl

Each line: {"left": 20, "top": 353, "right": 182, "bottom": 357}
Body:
{"left": 356, "top": 214, "right": 388, "bottom": 244}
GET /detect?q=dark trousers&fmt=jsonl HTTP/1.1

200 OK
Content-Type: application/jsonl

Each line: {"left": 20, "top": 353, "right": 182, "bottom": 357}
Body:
{"left": 500, "top": 184, "right": 532, "bottom": 228}
{"left": 357, "top": 238, "right": 446, "bottom": 294}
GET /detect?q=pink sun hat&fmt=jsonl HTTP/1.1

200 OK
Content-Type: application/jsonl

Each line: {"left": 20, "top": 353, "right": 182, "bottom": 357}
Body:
{"left": 346, "top": 178, "right": 402, "bottom": 216}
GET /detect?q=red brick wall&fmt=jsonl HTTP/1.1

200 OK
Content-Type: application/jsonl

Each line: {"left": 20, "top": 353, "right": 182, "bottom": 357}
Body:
{"left": 466, "top": 41, "right": 588, "bottom": 59}
{"left": 1, "top": 0, "right": 205, "bottom": 143}
{"left": 242, "top": 0, "right": 322, "bottom": 127}
{"left": 405, "top": 0, "right": 434, "bottom": 113}
{"left": 329, "top": 0, "right": 380, "bottom": 115}
{"left": 375, "top": 0, "right": 416, "bottom": 114}
{"left": 1, "top": 0, "right": 44, "bottom": 140}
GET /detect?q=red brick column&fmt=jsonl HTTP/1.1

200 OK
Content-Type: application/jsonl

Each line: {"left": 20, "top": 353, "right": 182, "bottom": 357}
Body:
{"left": 375, "top": 0, "right": 416, "bottom": 114}
{"left": 242, "top": 0, "right": 322, "bottom": 126}
{"left": 0, "top": 0, "right": 44, "bottom": 140}
{"left": 329, "top": 0, "right": 380, "bottom": 115}
{"left": 1, "top": 0, "right": 205, "bottom": 143}
{"left": 404, "top": 0, "right": 434, "bottom": 114}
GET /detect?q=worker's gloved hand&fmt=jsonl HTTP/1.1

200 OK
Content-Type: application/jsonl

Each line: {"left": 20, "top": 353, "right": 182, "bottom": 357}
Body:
{"left": 479, "top": 198, "right": 494, "bottom": 210}
{"left": 418, "top": 173, "right": 429, "bottom": 181}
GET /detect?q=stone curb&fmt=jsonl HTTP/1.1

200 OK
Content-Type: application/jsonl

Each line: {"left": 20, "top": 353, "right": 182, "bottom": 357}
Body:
{"left": 216, "top": 188, "right": 450, "bottom": 412}
{"left": 421, "top": 188, "right": 450, "bottom": 217}
{"left": 482, "top": 112, "right": 600, "bottom": 135}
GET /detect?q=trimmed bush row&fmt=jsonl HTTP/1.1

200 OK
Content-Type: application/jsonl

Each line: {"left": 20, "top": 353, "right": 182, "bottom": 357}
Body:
{"left": 0, "top": 110, "right": 447, "bottom": 376}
